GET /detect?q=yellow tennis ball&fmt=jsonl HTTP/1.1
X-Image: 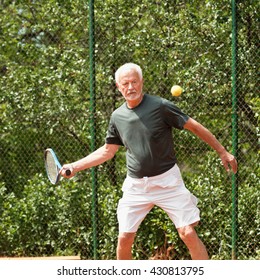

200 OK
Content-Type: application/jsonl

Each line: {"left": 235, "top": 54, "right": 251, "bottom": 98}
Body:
{"left": 171, "top": 85, "right": 183, "bottom": 97}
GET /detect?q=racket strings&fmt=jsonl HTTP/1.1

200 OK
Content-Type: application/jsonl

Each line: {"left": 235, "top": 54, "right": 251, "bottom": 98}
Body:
{"left": 45, "top": 152, "right": 59, "bottom": 183}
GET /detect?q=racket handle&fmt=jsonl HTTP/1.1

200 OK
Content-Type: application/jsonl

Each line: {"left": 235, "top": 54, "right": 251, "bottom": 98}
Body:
{"left": 65, "top": 169, "right": 71, "bottom": 176}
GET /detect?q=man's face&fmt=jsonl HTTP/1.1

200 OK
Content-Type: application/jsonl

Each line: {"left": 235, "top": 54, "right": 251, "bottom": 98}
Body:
{"left": 116, "top": 69, "right": 143, "bottom": 107}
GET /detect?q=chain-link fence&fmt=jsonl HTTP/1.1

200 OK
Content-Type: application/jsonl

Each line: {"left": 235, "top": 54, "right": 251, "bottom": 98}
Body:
{"left": 0, "top": 0, "right": 259, "bottom": 260}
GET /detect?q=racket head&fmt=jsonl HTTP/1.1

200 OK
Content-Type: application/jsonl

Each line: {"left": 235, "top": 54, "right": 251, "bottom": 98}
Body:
{"left": 44, "top": 148, "right": 62, "bottom": 184}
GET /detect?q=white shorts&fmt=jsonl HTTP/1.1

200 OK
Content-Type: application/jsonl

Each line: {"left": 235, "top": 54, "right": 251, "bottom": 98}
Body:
{"left": 117, "top": 164, "right": 200, "bottom": 233}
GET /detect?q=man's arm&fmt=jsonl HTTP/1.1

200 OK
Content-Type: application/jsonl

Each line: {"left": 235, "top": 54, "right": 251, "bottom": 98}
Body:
{"left": 60, "top": 143, "right": 120, "bottom": 177}
{"left": 184, "top": 117, "right": 237, "bottom": 173}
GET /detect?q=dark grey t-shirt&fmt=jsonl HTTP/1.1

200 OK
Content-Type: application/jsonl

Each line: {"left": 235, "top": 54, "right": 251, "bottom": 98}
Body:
{"left": 105, "top": 94, "right": 189, "bottom": 178}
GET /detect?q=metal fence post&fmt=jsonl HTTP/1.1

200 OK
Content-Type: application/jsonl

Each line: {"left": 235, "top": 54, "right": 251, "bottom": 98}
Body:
{"left": 89, "top": 0, "right": 98, "bottom": 260}
{"left": 231, "top": 0, "right": 238, "bottom": 260}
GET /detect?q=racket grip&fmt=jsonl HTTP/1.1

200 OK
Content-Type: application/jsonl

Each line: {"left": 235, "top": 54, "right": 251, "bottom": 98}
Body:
{"left": 65, "top": 169, "right": 71, "bottom": 176}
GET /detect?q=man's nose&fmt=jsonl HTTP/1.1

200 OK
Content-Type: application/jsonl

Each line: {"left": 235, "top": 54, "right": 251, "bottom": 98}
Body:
{"left": 128, "top": 82, "right": 133, "bottom": 89}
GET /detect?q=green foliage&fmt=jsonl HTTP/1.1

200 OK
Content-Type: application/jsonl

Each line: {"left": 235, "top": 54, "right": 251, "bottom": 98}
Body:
{"left": 0, "top": 174, "right": 92, "bottom": 257}
{"left": 184, "top": 153, "right": 259, "bottom": 260}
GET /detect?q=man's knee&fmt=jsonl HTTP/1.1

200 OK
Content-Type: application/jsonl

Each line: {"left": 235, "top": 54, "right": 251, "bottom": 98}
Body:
{"left": 117, "top": 232, "right": 136, "bottom": 247}
{"left": 177, "top": 223, "right": 199, "bottom": 244}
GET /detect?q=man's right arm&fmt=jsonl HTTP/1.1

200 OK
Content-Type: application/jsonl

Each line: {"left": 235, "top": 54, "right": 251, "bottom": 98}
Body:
{"left": 60, "top": 143, "right": 120, "bottom": 177}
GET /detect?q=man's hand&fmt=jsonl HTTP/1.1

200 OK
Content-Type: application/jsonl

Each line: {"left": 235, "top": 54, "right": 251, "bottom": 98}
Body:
{"left": 219, "top": 150, "right": 238, "bottom": 174}
{"left": 59, "top": 164, "right": 75, "bottom": 178}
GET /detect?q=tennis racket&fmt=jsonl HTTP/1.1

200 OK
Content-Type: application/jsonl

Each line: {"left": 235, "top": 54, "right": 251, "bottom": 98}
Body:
{"left": 44, "top": 148, "right": 71, "bottom": 184}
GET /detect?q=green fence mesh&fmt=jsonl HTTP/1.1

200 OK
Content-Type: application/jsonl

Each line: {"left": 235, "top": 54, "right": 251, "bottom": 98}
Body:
{"left": 0, "top": 0, "right": 259, "bottom": 260}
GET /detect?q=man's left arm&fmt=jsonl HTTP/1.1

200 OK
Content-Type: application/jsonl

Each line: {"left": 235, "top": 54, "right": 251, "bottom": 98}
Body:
{"left": 184, "top": 117, "right": 237, "bottom": 174}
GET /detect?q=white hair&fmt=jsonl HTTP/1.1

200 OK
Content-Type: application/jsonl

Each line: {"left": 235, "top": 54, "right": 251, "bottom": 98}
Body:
{"left": 115, "top": 63, "right": 143, "bottom": 83}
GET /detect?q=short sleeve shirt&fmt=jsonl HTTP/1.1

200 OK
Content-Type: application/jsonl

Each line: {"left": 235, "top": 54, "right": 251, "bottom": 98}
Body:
{"left": 105, "top": 94, "right": 189, "bottom": 178}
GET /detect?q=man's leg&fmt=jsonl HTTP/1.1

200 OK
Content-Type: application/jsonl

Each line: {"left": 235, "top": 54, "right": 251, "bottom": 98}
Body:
{"left": 177, "top": 223, "right": 209, "bottom": 260}
{"left": 117, "top": 232, "right": 136, "bottom": 260}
